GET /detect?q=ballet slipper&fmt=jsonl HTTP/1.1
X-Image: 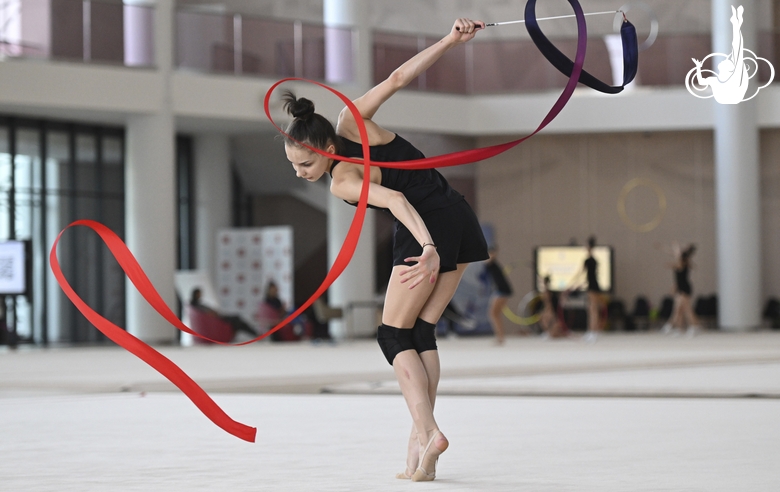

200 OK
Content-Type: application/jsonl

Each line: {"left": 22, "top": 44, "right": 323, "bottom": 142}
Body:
{"left": 395, "top": 468, "right": 414, "bottom": 480}
{"left": 396, "top": 429, "right": 419, "bottom": 479}
{"left": 411, "top": 431, "right": 448, "bottom": 482}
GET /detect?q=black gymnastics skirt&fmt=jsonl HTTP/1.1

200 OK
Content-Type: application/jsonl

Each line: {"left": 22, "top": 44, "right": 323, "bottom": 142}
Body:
{"left": 392, "top": 199, "right": 489, "bottom": 274}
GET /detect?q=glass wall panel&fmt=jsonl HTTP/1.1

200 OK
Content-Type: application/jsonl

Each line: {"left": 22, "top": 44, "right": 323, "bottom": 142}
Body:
{"left": 241, "top": 18, "right": 295, "bottom": 77}
{"left": 176, "top": 11, "right": 234, "bottom": 73}
{"left": 0, "top": 119, "right": 125, "bottom": 346}
{"left": 91, "top": 1, "right": 125, "bottom": 63}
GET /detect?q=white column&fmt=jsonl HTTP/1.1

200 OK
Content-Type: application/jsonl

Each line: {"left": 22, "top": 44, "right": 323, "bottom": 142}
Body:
{"left": 712, "top": 0, "right": 762, "bottom": 330}
{"left": 323, "top": 0, "right": 376, "bottom": 339}
{"left": 125, "top": 0, "right": 177, "bottom": 342}
{"left": 194, "top": 134, "right": 232, "bottom": 287}
{"left": 124, "top": 1, "right": 155, "bottom": 66}
{"left": 327, "top": 194, "right": 375, "bottom": 339}
{"left": 324, "top": 0, "right": 372, "bottom": 88}
{"left": 21, "top": 0, "right": 51, "bottom": 57}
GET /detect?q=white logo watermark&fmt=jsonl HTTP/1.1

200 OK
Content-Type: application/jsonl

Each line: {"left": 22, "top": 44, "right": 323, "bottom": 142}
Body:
{"left": 685, "top": 5, "right": 774, "bottom": 104}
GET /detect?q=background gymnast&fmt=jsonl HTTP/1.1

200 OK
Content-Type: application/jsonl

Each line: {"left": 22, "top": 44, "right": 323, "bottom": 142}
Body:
{"left": 279, "top": 18, "right": 487, "bottom": 482}
{"left": 484, "top": 246, "right": 515, "bottom": 345}
{"left": 571, "top": 236, "right": 604, "bottom": 342}
{"left": 659, "top": 242, "right": 701, "bottom": 337}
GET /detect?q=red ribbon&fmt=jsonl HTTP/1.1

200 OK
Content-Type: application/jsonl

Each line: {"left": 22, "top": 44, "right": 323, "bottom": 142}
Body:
{"left": 50, "top": 0, "right": 589, "bottom": 441}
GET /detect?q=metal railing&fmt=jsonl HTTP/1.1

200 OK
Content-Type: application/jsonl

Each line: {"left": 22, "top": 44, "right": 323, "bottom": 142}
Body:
{"left": 175, "top": 8, "right": 354, "bottom": 82}
{"left": 0, "top": 0, "right": 155, "bottom": 66}
{"left": 4, "top": 1, "right": 779, "bottom": 93}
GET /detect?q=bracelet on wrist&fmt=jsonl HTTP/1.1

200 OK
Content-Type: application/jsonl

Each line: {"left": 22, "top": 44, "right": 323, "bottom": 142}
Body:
{"left": 421, "top": 242, "right": 437, "bottom": 250}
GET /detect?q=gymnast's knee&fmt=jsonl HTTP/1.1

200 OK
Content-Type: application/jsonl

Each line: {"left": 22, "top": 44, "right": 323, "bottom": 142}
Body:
{"left": 412, "top": 318, "right": 438, "bottom": 353}
{"left": 376, "top": 324, "right": 415, "bottom": 365}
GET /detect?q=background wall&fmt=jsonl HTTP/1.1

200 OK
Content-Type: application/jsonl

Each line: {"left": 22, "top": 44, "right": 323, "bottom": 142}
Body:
{"left": 476, "top": 130, "right": 721, "bottom": 312}
{"left": 477, "top": 128, "right": 779, "bottom": 313}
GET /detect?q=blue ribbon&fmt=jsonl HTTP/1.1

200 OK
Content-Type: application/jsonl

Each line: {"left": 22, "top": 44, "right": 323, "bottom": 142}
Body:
{"left": 525, "top": 0, "right": 638, "bottom": 93}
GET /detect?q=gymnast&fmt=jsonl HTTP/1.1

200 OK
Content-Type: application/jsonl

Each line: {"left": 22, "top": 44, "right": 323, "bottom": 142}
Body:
{"left": 571, "top": 236, "right": 604, "bottom": 342}
{"left": 659, "top": 242, "right": 701, "bottom": 337}
{"left": 280, "top": 18, "right": 487, "bottom": 481}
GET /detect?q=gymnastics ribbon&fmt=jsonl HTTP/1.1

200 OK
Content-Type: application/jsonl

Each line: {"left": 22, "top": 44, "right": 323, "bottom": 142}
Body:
{"left": 525, "top": 0, "right": 638, "bottom": 93}
{"left": 51, "top": 0, "right": 635, "bottom": 441}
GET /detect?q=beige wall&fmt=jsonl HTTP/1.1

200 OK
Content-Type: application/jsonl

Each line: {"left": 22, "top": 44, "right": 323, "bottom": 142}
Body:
{"left": 761, "top": 129, "right": 780, "bottom": 299}
{"left": 476, "top": 130, "right": 766, "bottom": 312}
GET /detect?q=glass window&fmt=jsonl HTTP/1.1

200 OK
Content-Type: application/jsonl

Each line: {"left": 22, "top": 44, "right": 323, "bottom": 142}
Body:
{"left": 0, "top": 119, "right": 126, "bottom": 346}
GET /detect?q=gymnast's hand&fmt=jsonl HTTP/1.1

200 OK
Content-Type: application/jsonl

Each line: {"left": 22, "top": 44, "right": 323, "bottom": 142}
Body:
{"left": 400, "top": 246, "right": 440, "bottom": 289}
{"left": 451, "top": 18, "right": 484, "bottom": 43}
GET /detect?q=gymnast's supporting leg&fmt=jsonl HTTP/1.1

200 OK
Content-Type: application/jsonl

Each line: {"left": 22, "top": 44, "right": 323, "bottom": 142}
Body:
{"left": 390, "top": 264, "right": 468, "bottom": 480}
{"left": 489, "top": 295, "right": 508, "bottom": 345}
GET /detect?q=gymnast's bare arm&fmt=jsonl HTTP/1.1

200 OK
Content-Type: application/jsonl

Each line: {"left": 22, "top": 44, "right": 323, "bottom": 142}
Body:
{"left": 329, "top": 164, "right": 439, "bottom": 288}
{"left": 335, "top": 18, "right": 483, "bottom": 145}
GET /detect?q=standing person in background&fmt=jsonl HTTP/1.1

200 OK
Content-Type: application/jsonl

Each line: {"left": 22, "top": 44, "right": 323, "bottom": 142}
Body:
{"left": 279, "top": 18, "right": 487, "bottom": 482}
{"left": 484, "top": 246, "right": 514, "bottom": 345}
{"left": 540, "top": 275, "right": 566, "bottom": 338}
{"left": 660, "top": 243, "right": 701, "bottom": 337}
{"left": 573, "top": 236, "right": 604, "bottom": 342}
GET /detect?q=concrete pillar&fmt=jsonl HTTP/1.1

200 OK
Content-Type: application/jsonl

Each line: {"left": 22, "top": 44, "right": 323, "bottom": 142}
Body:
{"left": 125, "top": 0, "right": 177, "bottom": 342}
{"left": 327, "top": 194, "right": 376, "bottom": 339}
{"left": 324, "top": 0, "right": 372, "bottom": 88}
{"left": 194, "top": 134, "right": 232, "bottom": 287}
{"left": 124, "top": 1, "right": 155, "bottom": 66}
{"left": 712, "top": 0, "right": 762, "bottom": 330}
{"left": 323, "top": 0, "right": 376, "bottom": 339}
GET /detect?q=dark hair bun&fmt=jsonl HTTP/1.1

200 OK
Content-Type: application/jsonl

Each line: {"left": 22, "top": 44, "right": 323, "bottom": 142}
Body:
{"left": 281, "top": 90, "right": 315, "bottom": 120}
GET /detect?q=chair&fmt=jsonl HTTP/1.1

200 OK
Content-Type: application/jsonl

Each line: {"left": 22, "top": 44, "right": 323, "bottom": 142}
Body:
{"left": 763, "top": 298, "right": 780, "bottom": 329}
{"left": 658, "top": 296, "right": 674, "bottom": 322}
{"left": 631, "top": 296, "right": 651, "bottom": 331}
{"left": 186, "top": 306, "right": 234, "bottom": 344}
{"left": 606, "top": 299, "right": 627, "bottom": 331}
{"left": 694, "top": 294, "right": 718, "bottom": 328}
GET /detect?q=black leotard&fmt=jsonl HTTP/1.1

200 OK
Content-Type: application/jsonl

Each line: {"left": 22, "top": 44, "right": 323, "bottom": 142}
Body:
{"left": 485, "top": 260, "right": 513, "bottom": 296}
{"left": 330, "top": 134, "right": 488, "bottom": 273}
{"left": 331, "top": 135, "right": 464, "bottom": 214}
{"left": 584, "top": 256, "right": 600, "bottom": 292}
{"left": 675, "top": 265, "right": 692, "bottom": 295}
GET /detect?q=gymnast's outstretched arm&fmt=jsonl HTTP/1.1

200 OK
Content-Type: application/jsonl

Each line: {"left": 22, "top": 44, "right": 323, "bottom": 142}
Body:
{"left": 336, "top": 18, "right": 483, "bottom": 145}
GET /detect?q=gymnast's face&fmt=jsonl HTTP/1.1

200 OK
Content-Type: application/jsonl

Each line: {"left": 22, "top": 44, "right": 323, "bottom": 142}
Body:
{"left": 285, "top": 143, "right": 334, "bottom": 182}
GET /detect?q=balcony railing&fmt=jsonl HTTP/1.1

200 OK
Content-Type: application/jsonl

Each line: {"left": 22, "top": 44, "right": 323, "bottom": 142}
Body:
{"left": 0, "top": 0, "right": 154, "bottom": 67}
{"left": 175, "top": 9, "right": 354, "bottom": 82}
{"left": 3, "top": 2, "right": 779, "bottom": 94}
{"left": 373, "top": 30, "right": 779, "bottom": 94}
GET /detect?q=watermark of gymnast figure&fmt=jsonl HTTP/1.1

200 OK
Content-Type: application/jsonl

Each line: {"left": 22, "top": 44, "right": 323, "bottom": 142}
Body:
{"left": 685, "top": 5, "right": 774, "bottom": 104}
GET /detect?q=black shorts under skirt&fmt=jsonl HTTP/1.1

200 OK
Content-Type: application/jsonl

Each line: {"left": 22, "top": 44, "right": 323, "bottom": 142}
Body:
{"left": 392, "top": 199, "right": 489, "bottom": 274}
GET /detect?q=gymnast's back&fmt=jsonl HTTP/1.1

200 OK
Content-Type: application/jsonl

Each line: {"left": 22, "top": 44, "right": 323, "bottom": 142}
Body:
{"left": 335, "top": 134, "right": 463, "bottom": 215}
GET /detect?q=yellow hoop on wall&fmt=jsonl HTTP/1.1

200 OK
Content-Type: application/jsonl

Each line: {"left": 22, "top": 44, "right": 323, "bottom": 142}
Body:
{"left": 617, "top": 178, "right": 667, "bottom": 233}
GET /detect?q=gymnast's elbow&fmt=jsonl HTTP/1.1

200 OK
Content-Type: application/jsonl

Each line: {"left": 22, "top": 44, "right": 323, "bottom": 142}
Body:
{"left": 384, "top": 190, "right": 409, "bottom": 213}
{"left": 386, "top": 69, "right": 409, "bottom": 90}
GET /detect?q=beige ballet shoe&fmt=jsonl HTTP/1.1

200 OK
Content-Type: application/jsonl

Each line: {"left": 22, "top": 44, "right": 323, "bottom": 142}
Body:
{"left": 395, "top": 468, "right": 413, "bottom": 480}
{"left": 411, "top": 431, "right": 448, "bottom": 482}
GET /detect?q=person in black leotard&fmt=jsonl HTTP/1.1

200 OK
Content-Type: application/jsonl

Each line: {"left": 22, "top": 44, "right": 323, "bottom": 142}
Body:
{"left": 660, "top": 243, "right": 700, "bottom": 336}
{"left": 484, "top": 246, "right": 514, "bottom": 345}
{"left": 279, "top": 18, "right": 485, "bottom": 482}
{"left": 573, "top": 236, "right": 604, "bottom": 342}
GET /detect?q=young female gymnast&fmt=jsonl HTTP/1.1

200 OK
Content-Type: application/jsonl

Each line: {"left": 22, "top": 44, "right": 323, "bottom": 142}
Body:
{"left": 573, "top": 236, "right": 604, "bottom": 342}
{"left": 660, "top": 243, "right": 701, "bottom": 336}
{"left": 280, "top": 18, "right": 487, "bottom": 482}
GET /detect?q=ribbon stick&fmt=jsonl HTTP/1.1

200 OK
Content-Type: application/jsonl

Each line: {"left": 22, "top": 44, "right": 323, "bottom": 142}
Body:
{"left": 51, "top": 0, "right": 615, "bottom": 441}
{"left": 483, "top": 10, "right": 618, "bottom": 27}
